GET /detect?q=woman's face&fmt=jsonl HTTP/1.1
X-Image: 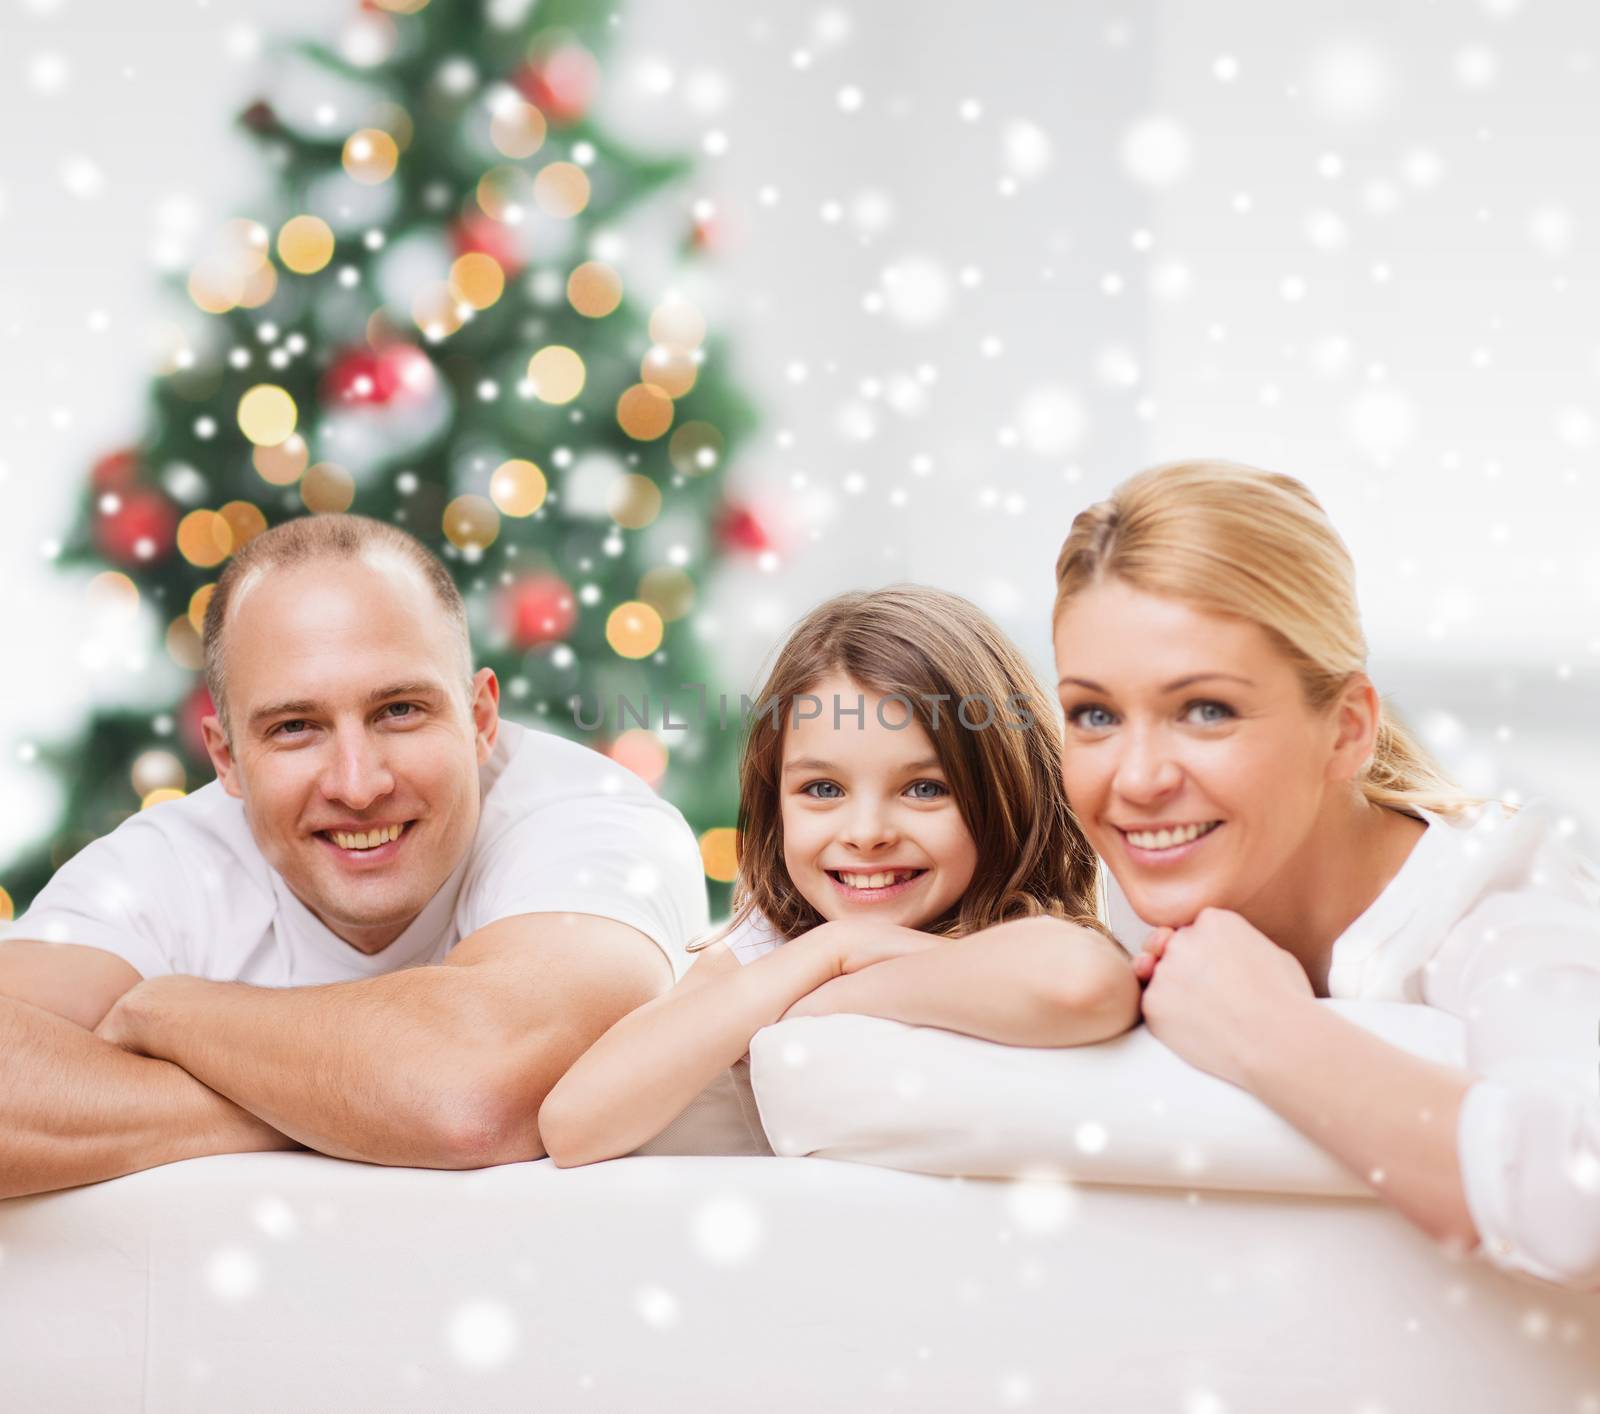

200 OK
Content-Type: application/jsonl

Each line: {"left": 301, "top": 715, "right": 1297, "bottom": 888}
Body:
{"left": 780, "top": 672, "right": 978, "bottom": 929}
{"left": 1052, "top": 577, "right": 1347, "bottom": 929}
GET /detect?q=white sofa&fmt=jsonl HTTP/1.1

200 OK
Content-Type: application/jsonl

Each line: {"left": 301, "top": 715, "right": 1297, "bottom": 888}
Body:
{"left": 5, "top": 1006, "right": 1597, "bottom": 1412}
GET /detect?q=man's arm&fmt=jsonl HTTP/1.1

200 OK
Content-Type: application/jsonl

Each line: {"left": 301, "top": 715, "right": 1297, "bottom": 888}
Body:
{"left": 96, "top": 912, "right": 673, "bottom": 1168}
{"left": 0, "top": 942, "right": 299, "bottom": 1200}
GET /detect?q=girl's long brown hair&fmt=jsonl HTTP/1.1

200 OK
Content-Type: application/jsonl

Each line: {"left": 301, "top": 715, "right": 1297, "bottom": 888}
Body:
{"left": 699, "top": 585, "right": 1102, "bottom": 948}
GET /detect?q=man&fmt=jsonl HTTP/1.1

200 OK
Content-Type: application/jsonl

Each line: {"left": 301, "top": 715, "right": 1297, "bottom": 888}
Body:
{"left": 0, "top": 514, "right": 708, "bottom": 1197}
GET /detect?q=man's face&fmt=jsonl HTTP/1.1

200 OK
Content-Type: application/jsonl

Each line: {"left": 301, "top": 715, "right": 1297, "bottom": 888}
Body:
{"left": 202, "top": 554, "right": 497, "bottom": 954}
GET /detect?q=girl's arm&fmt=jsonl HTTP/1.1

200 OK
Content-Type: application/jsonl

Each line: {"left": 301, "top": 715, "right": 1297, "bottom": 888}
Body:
{"left": 779, "top": 914, "right": 1140, "bottom": 1047}
{"left": 539, "top": 921, "right": 934, "bottom": 1167}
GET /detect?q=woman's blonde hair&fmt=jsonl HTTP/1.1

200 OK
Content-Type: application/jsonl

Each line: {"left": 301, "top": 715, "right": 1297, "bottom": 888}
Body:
{"left": 1052, "top": 458, "right": 1478, "bottom": 819}
{"left": 694, "top": 585, "right": 1102, "bottom": 950}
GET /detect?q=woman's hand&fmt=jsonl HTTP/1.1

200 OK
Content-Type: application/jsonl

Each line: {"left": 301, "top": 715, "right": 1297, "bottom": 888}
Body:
{"left": 1137, "top": 907, "right": 1314, "bottom": 1088}
{"left": 797, "top": 918, "right": 944, "bottom": 977}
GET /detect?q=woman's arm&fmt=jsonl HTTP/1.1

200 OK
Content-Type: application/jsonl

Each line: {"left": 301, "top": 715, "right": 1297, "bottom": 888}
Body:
{"left": 1138, "top": 909, "right": 1480, "bottom": 1250}
{"left": 780, "top": 915, "right": 1140, "bottom": 1047}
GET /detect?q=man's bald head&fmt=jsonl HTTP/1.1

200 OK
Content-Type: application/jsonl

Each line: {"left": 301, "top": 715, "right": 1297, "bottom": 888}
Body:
{"left": 202, "top": 514, "right": 473, "bottom": 738}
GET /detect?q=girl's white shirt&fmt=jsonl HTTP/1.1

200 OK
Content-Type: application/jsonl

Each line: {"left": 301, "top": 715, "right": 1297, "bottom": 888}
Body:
{"left": 1107, "top": 801, "right": 1600, "bottom": 1290}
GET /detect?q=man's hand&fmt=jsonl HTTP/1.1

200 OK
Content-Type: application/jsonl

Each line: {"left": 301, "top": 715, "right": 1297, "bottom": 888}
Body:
{"left": 93, "top": 974, "right": 196, "bottom": 1058}
{"left": 1137, "top": 907, "right": 1315, "bottom": 1088}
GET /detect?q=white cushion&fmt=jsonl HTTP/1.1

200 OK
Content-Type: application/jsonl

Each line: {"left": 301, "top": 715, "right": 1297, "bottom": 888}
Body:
{"left": 748, "top": 1000, "right": 1467, "bottom": 1197}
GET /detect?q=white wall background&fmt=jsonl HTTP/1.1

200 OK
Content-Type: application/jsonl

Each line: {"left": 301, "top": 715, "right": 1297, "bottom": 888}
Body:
{"left": 2, "top": 0, "right": 1597, "bottom": 876}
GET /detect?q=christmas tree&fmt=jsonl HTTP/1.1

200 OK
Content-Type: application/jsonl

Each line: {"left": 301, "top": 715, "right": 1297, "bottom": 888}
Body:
{"left": 1, "top": 0, "right": 758, "bottom": 921}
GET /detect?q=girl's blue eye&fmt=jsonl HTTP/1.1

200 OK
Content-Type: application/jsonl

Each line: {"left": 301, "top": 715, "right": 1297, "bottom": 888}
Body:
{"left": 1068, "top": 705, "right": 1116, "bottom": 730}
{"left": 801, "top": 781, "right": 843, "bottom": 800}
{"left": 1184, "top": 700, "right": 1234, "bottom": 725}
{"left": 905, "top": 779, "right": 948, "bottom": 800}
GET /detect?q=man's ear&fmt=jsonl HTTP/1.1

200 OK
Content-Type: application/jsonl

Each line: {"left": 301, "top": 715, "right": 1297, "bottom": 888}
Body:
{"left": 1326, "top": 673, "right": 1382, "bottom": 785}
{"left": 201, "top": 714, "right": 244, "bottom": 799}
{"left": 469, "top": 667, "right": 501, "bottom": 764}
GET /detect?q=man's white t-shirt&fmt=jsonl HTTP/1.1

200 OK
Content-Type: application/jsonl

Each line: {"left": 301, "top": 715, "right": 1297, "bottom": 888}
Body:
{"left": 1107, "top": 802, "right": 1600, "bottom": 1290}
{"left": 5, "top": 720, "right": 708, "bottom": 985}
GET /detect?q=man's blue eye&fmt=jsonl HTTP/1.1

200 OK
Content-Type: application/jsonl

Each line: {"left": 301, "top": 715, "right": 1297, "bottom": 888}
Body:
{"left": 276, "top": 720, "right": 310, "bottom": 736}
{"left": 383, "top": 703, "right": 416, "bottom": 719}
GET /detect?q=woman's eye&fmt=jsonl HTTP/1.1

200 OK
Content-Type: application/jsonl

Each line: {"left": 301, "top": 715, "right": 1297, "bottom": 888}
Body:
{"left": 801, "top": 781, "right": 843, "bottom": 800}
{"left": 905, "top": 779, "right": 949, "bottom": 800}
{"left": 1183, "top": 699, "right": 1235, "bottom": 725}
{"left": 1068, "top": 705, "right": 1117, "bottom": 730}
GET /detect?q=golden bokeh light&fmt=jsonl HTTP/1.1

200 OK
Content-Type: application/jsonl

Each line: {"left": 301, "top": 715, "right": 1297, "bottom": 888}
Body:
{"left": 411, "top": 282, "right": 466, "bottom": 340}
{"left": 448, "top": 252, "right": 505, "bottom": 310}
{"left": 237, "top": 262, "right": 278, "bottom": 310}
{"left": 278, "top": 215, "right": 335, "bottom": 274}
{"left": 301, "top": 462, "right": 356, "bottom": 514}
{"left": 489, "top": 458, "right": 548, "bottom": 517}
{"left": 668, "top": 421, "right": 724, "bottom": 477}
{"left": 608, "top": 473, "right": 663, "bottom": 530}
{"left": 187, "top": 583, "right": 215, "bottom": 635}
{"left": 649, "top": 297, "right": 706, "bottom": 350}
{"left": 131, "top": 749, "right": 186, "bottom": 798}
{"left": 567, "top": 261, "right": 622, "bottom": 318}
{"left": 253, "top": 433, "right": 309, "bottom": 486}
{"left": 616, "top": 383, "right": 674, "bottom": 441}
{"left": 177, "top": 510, "right": 234, "bottom": 569}
{"left": 187, "top": 218, "right": 272, "bottom": 314}
{"left": 371, "top": 0, "right": 428, "bottom": 12}
{"left": 489, "top": 97, "right": 547, "bottom": 159}
{"left": 342, "top": 128, "right": 399, "bottom": 185}
{"left": 141, "top": 787, "right": 188, "bottom": 811}
{"left": 638, "top": 565, "right": 695, "bottom": 622}
{"left": 0, "top": 886, "right": 12, "bottom": 923}
{"left": 476, "top": 165, "right": 535, "bottom": 222}
{"left": 526, "top": 345, "right": 585, "bottom": 404}
{"left": 219, "top": 501, "right": 268, "bottom": 550}
{"left": 699, "top": 827, "right": 739, "bottom": 883}
{"left": 165, "top": 615, "right": 205, "bottom": 671}
{"left": 86, "top": 571, "right": 140, "bottom": 617}
{"left": 640, "top": 345, "right": 697, "bottom": 399}
{"left": 605, "top": 600, "right": 664, "bottom": 659}
{"left": 533, "top": 161, "right": 591, "bottom": 218}
{"left": 442, "top": 494, "right": 501, "bottom": 551}
{"left": 237, "top": 384, "right": 298, "bottom": 446}
{"left": 609, "top": 729, "right": 668, "bottom": 788}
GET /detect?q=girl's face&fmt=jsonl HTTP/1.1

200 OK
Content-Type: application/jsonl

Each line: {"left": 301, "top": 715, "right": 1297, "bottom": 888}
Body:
{"left": 780, "top": 672, "right": 978, "bottom": 929}
{"left": 1052, "top": 578, "right": 1349, "bottom": 929}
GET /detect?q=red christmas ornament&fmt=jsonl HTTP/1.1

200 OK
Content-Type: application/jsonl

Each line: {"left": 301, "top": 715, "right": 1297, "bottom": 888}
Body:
{"left": 95, "top": 488, "right": 177, "bottom": 566}
{"left": 715, "top": 501, "right": 771, "bottom": 554}
{"left": 90, "top": 449, "right": 139, "bottom": 492}
{"left": 324, "top": 343, "right": 435, "bottom": 407}
{"left": 324, "top": 348, "right": 385, "bottom": 405}
{"left": 513, "top": 43, "right": 597, "bottom": 126}
{"left": 452, "top": 213, "right": 524, "bottom": 275}
{"left": 179, "top": 684, "right": 218, "bottom": 763}
{"left": 506, "top": 574, "right": 578, "bottom": 648}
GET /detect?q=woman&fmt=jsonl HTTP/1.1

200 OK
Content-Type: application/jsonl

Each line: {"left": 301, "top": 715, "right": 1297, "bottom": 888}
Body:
{"left": 1051, "top": 458, "right": 1600, "bottom": 1290}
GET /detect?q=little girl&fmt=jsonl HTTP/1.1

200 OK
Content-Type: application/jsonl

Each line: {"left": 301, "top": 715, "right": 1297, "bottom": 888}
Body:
{"left": 539, "top": 585, "right": 1139, "bottom": 1167}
